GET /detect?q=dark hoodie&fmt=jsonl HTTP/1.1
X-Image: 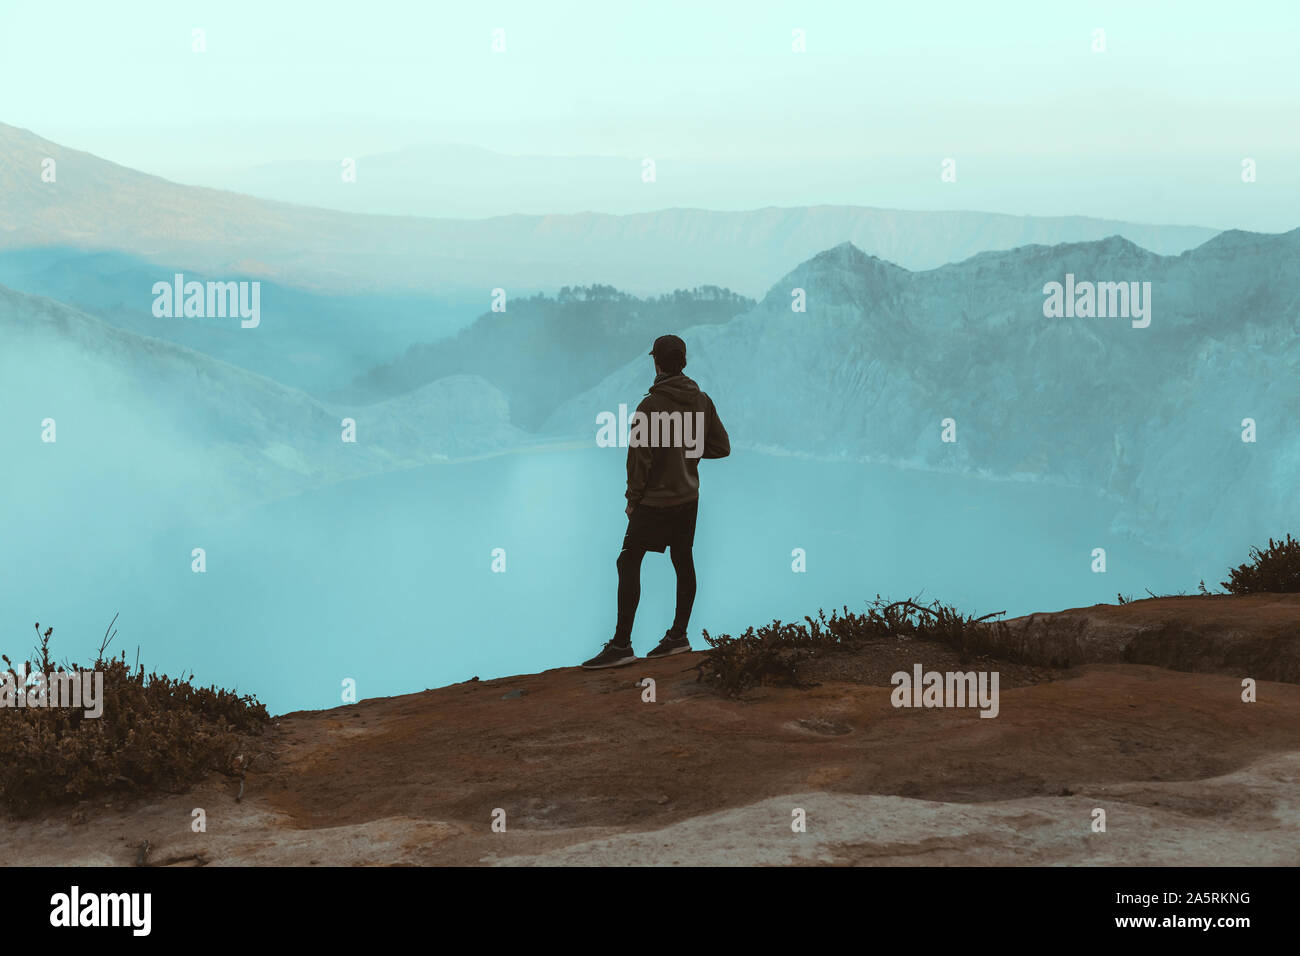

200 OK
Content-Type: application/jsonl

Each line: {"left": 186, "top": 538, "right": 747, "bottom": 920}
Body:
{"left": 626, "top": 373, "right": 730, "bottom": 509}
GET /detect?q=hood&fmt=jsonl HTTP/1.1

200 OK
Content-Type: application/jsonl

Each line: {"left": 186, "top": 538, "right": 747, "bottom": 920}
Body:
{"left": 646, "top": 373, "right": 702, "bottom": 407}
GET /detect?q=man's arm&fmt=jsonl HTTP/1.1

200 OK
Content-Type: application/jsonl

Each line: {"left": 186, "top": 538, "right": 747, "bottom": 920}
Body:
{"left": 702, "top": 395, "right": 731, "bottom": 459}
{"left": 626, "top": 399, "right": 655, "bottom": 509}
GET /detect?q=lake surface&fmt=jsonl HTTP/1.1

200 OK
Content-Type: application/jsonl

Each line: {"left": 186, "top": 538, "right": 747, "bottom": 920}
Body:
{"left": 3, "top": 448, "right": 1201, "bottom": 714}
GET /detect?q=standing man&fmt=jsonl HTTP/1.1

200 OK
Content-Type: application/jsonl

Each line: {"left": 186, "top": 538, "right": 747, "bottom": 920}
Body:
{"left": 582, "top": 334, "right": 730, "bottom": 669}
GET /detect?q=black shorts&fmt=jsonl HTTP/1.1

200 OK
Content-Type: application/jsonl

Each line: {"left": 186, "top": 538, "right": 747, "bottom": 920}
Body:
{"left": 623, "top": 499, "right": 698, "bottom": 553}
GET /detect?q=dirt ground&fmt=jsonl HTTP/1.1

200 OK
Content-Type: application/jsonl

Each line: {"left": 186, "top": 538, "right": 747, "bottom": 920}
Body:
{"left": 5, "top": 596, "right": 1299, "bottom": 866}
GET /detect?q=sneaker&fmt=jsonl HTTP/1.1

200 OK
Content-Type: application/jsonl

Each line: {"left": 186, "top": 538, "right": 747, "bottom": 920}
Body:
{"left": 581, "top": 639, "right": 637, "bottom": 669}
{"left": 645, "top": 631, "right": 691, "bottom": 659}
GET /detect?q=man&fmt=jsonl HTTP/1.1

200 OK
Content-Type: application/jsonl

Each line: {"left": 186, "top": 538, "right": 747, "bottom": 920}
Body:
{"left": 582, "top": 334, "right": 730, "bottom": 669}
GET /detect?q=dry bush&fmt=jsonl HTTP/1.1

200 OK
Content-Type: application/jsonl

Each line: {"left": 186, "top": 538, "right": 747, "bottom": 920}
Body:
{"left": 1221, "top": 534, "right": 1300, "bottom": 594}
{"left": 697, "top": 596, "right": 1007, "bottom": 697}
{"left": 0, "top": 616, "right": 269, "bottom": 818}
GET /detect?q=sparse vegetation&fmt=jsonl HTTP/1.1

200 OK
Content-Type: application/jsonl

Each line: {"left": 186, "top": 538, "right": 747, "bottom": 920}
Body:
{"left": 1121, "top": 535, "right": 1300, "bottom": 604}
{"left": 1221, "top": 534, "right": 1300, "bottom": 594}
{"left": 0, "top": 616, "right": 269, "bottom": 818}
{"left": 697, "top": 597, "right": 1008, "bottom": 697}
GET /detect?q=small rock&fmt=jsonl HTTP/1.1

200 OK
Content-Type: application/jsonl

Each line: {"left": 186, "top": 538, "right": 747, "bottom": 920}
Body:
{"left": 797, "top": 716, "right": 852, "bottom": 735}
{"left": 656, "top": 794, "right": 671, "bottom": 805}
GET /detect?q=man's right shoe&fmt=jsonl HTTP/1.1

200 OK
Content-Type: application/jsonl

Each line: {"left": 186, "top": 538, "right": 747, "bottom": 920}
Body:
{"left": 581, "top": 639, "right": 638, "bottom": 669}
{"left": 645, "top": 631, "right": 691, "bottom": 659}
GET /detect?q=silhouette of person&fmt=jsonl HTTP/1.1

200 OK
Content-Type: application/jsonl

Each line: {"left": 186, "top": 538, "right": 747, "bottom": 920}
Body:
{"left": 583, "top": 334, "right": 730, "bottom": 668}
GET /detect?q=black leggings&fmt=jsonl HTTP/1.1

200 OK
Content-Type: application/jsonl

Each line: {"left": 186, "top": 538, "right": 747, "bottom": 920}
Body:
{"left": 614, "top": 545, "right": 696, "bottom": 644}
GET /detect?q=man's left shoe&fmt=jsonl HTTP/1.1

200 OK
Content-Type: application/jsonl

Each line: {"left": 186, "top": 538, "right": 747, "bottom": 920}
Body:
{"left": 645, "top": 631, "right": 691, "bottom": 658}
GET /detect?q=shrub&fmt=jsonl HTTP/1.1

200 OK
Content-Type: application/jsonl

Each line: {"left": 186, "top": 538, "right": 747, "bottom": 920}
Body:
{"left": 0, "top": 616, "right": 270, "bottom": 818}
{"left": 697, "top": 597, "right": 1007, "bottom": 697}
{"left": 1221, "top": 534, "right": 1300, "bottom": 594}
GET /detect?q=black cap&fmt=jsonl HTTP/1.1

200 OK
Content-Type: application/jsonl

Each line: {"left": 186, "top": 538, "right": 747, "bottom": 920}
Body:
{"left": 649, "top": 334, "right": 686, "bottom": 361}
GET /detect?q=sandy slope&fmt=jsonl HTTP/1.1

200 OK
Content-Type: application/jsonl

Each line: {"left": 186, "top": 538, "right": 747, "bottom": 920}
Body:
{"left": 4, "top": 597, "right": 1299, "bottom": 866}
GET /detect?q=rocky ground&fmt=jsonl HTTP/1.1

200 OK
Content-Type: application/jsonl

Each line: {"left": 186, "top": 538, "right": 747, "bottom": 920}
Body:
{"left": 5, "top": 595, "right": 1299, "bottom": 866}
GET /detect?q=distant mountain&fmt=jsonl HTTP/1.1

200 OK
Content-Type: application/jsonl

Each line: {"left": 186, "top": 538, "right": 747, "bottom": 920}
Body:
{"left": 220, "top": 143, "right": 646, "bottom": 218}
{"left": 1, "top": 123, "right": 1221, "bottom": 300}
{"left": 344, "top": 284, "right": 756, "bottom": 428}
{"left": 0, "top": 284, "right": 530, "bottom": 518}
{"left": 544, "top": 229, "right": 1300, "bottom": 555}
{"left": 0, "top": 247, "right": 466, "bottom": 396}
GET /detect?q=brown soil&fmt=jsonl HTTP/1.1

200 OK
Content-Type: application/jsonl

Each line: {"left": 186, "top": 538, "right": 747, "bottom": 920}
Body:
{"left": 5, "top": 596, "right": 1299, "bottom": 866}
{"left": 983, "top": 593, "right": 1300, "bottom": 680}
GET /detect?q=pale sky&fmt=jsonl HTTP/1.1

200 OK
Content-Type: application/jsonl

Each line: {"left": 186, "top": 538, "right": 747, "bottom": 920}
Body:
{"left": 2, "top": 0, "right": 1296, "bottom": 227}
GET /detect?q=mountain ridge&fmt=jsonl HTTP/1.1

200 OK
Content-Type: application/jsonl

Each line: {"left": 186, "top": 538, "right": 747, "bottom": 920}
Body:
{"left": 1, "top": 122, "right": 1225, "bottom": 298}
{"left": 0, "top": 282, "right": 531, "bottom": 517}
{"left": 545, "top": 227, "right": 1300, "bottom": 555}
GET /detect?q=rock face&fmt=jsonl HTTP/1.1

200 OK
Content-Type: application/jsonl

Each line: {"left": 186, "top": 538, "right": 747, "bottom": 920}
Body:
{"left": 547, "top": 230, "right": 1300, "bottom": 556}
{"left": 4, "top": 596, "right": 1299, "bottom": 866}
{"left": 982, "top": 594, "right": 1300, "bottom": 682}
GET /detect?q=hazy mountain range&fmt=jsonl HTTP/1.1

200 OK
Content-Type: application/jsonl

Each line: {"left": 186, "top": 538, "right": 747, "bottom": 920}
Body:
{"left": 3, "top": 121, "right": 1295, "bottom": 558}
{"left": 546, "top": 229, "right": 1300, "bottom": 556}
{"left": 0, "top": 284, "right": 529, "bottom": 524}
{"left": 6, "top": 225, "right": 1296, "bottom": 558}
{"left": 1, "top": 123, "right": 1220, "bottom": 301}
{"left": 342, "top": 284, "right": 756, "bottom": 427}
{"left": 0, "top": 247, "right": 463, "bottom": 395}
{"left": 206, "top": 143, "right": 1239, "bottom": 228}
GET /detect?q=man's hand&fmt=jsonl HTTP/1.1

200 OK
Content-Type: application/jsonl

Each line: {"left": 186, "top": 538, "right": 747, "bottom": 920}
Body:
{"left": 625, "top": 502, "right": 636, "bottom": 517}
